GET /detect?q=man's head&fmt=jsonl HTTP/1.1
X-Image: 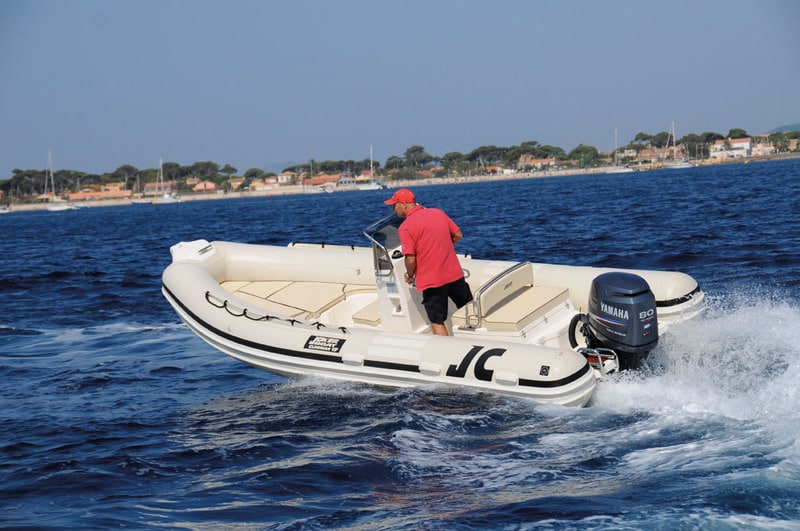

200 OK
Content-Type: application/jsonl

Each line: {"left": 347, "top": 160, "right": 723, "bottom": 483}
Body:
{"left": 383, "top": 188, "right": 416, "bottom": 217}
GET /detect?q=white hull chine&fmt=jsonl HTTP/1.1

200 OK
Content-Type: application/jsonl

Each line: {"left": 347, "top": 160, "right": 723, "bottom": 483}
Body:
{"left": 161, "top": 222, "right": 704, "bottom": 406}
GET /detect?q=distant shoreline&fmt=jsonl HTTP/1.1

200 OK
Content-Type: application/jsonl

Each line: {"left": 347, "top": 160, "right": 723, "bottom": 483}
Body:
{"left": 5, "top": 152, "right": 798, "bottom": 213}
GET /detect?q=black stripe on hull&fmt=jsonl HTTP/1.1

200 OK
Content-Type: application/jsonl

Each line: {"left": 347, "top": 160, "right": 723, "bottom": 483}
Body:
{"left": 164, "top": 284, "right": 344, "bottom": 364}
{"left": 656, "top": 285, "right": 702, "bottom": 308}
{"left": 364, "top": 359, "right": 420, "bottom": 372}
{"left": 518, "top": 362, "right": 591, "bottom": 388}
{"left": 163, "top": 284, "right": 592, "bottom": 389}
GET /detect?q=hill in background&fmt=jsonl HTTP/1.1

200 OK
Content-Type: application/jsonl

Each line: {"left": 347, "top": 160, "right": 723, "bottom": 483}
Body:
{"left": 769, "top": 123, "right": 800, "bottom": 133}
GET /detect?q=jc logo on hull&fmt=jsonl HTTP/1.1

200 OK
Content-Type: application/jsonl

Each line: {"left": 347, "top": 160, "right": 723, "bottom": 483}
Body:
{"left": 446, "top": 345, "right": 506, "bottom": 381}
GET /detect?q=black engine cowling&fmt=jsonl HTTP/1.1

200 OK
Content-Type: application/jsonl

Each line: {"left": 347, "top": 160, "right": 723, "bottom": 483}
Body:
{"left": 571, "top": 272, "right": 658, "bottom": 370}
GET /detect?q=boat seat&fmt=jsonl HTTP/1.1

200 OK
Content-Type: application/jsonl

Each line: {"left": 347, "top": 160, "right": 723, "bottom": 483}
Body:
{"left": 236, "top": 280, "right": 292, "bottom": 298}
{"left": 483, "top": 286, "right": 569, "bottom": 331}
{"left": 231, "top": 292, "right": 307, "bottom": 317}
{"left": 451, "top": 262, "right": 570, "bottom": 332}
{"left": 219, "top": 280, "right": 303, "bottom": 317}
{"left": 268, "top": 281, "right": 347, "bottom": 319}
{"left": 220, "top": 280, "right": 378, "bottom": 321}
{"left": 344, "top": 284, "right": 377, "bottom": 297}
{"left": 352, "top": 298, "right": 381, "bottom": 326}
{"left": 220, "top": 280, "right": 351, "bottom": 320}
{"left": 220, "top": 280, "right": 251, "bottom": 293}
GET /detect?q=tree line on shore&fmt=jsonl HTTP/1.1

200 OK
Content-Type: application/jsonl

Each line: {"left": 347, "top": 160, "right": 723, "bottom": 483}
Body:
{"left": 3, "top": 127, "right": 799, "bottom": 201}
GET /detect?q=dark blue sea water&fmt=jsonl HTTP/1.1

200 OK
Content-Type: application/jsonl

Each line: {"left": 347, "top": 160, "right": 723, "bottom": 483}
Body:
{"left": 2, "top": 159, "right": 799, "bottom": 529}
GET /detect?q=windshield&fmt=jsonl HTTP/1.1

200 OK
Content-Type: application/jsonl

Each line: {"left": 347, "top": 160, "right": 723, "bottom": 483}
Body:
{"left": 363, "top": 214, "right": 402, "bottom": 250}
{"left": 363, "top": 214, "right": 403, "bottom": 276}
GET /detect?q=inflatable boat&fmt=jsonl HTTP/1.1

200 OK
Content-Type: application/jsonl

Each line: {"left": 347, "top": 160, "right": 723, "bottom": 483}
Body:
{"left": 161, "top": 215, "right": 704, "bottom": 406}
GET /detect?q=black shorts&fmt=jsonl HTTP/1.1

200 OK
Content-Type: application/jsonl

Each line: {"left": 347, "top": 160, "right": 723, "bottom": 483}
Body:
{"left": 421, "top": 277, "right": 474, "bottom": 324}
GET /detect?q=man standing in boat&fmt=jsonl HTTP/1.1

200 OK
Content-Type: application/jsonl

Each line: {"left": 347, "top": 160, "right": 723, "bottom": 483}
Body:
{"left": 384, "top": 188, "right": 473, "bottom": 336}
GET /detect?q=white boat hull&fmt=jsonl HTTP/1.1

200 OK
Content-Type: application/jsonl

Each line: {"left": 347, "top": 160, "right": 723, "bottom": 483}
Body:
{"left": 46, "top": 203, "right": 78, "bottom": 211}
{"left": 606, "top": 166, "right": 635, "bottom": 174}
{"left": 664, "top": 160, "right": 694, "bottom": 169}
{"left": 152, "top": 193, "right": 181, "bottom": 204}
{"left": 162, "top": 226, "right": 703, "bottom": 406}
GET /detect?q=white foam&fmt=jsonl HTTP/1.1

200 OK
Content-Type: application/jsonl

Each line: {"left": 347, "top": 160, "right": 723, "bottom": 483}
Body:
{"left": 583, "top": 291, "right": 800, "bottom": 487}
{"left": 595, "top": 292, "right": 800, "bottom": 421}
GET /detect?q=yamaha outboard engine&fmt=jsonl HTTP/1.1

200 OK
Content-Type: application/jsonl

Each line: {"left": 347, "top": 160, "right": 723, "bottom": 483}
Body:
{"left": 570, "top": 272, "right": 658, "bottom": 370}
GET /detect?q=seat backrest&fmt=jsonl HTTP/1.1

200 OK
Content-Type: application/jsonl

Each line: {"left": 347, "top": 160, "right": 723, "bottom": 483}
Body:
{"left": 477, "top": 262, "right": 534, "bottom": 316}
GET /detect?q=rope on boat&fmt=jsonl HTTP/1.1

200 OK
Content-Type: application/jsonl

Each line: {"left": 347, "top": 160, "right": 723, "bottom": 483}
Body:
{"left": 309, "top": 322, "right": 346, "bottom": 333}
{"left": 243, "top": 308, "right": 274, "bottom": 321}
{"left": 204, "top": 291, "right": 349, "bottom": 333}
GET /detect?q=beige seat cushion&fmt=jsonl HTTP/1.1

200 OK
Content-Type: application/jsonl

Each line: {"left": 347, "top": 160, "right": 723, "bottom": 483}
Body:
{"left": 344, "top": 284, "right": 377, "bottom": 297}
{"left": 220, "top": 280, "right": 251, "bottom": 293}
{"left": 221, "top": 280, "right": 304, "bottom": 316}
{"left": 482, "top": 285, "right": 569, "bottom": 332}
{"left": 238, "top": 280, "right": 292, "bottom": 298}
{"left": 221, "top": 280, "right": 347, "bottom": 319}
{"left": 479, "top": 263, "right": 534, "bottom": 314}
{"left": 352, "top": 298, "right": 381, "bottom": 326}
{"left": 269, "top": 281, "right": 346, "bottom": 318}
{"left": 230, "top": 291, "right": 306, "bottom": 317}
{"left": 452, "top": 285, "right": 569, "bottom": 332}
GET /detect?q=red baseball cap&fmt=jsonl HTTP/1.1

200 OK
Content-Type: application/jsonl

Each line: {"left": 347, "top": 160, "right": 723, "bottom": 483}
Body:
{"left": 383, "top": 188, "right": 416, "bottom": 205}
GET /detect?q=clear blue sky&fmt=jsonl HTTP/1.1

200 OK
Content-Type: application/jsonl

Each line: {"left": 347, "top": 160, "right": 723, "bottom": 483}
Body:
{"left": 1, "top": 0, "right": 798, "bottom": 177}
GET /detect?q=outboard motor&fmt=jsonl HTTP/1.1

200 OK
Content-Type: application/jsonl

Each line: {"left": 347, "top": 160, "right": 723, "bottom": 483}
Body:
{"left": 570, "top": 272, "right": 658, "bottom": 370}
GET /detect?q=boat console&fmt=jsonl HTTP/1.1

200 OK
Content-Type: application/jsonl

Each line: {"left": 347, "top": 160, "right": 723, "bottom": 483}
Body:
{"left": 363, "top": 215, "right": 430, "bottom": 333}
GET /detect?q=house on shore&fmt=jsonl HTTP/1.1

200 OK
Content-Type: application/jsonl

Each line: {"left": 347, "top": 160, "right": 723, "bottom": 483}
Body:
{"left": 192, "top": 180, "right": 219, "bottom": 193}
{"left": 517, "top": 156, "right": 556, "bottom": 170}
{"left": 710, "top": 138, "right": 752, "bottom": 160}
{"left": 68, "top": 182, "right": 132, "bottom": 202}
{"left": 143, "top": 180, "right": 177, "bottom": 196}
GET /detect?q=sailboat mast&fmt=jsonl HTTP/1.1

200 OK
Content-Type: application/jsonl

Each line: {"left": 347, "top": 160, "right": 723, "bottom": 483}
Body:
{"left": 47, "top": 149, "right": 54, "bottom": 198}
{"left": 671, "top": 121, "right": 677, "bottom": 159}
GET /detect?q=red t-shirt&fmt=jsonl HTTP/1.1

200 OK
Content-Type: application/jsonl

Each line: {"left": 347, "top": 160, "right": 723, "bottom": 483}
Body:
{"left": 398, "top": 205, "right": 464, "bottom": 291}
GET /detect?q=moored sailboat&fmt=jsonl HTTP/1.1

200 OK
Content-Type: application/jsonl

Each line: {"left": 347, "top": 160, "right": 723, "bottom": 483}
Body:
{"left": 664, "top": 122, "right": 694, "bottom": 169}
{"left": 606, "top": 129, "right": 634, "bottom": 174}
{"left": 44, "top": 150, "right": 77, "bottom": 212}
{"left": 151, "top": 158, "right": 181, "bottom": 204}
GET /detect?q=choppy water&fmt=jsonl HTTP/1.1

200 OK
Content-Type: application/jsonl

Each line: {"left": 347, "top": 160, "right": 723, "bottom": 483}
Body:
{"left": 2, "top": 160, "right": 799, "bottom": 529}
